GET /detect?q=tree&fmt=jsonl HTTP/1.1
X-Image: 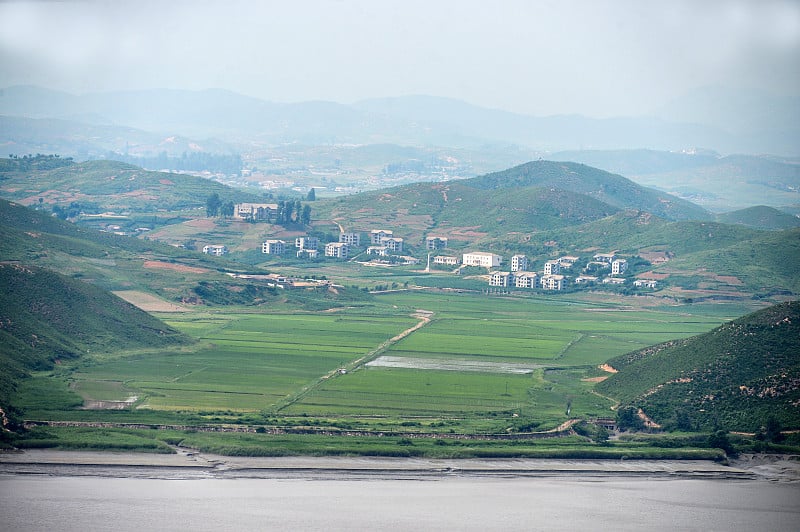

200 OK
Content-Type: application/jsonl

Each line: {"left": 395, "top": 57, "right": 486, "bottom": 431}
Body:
{"left": 306, "top": 188, "right": 316, "bottom": 201}
{"left": 616, "top": 406, "right": 644, "bottom": 432}
{"left": 206, "top": 193, "right": 221, "bottom": 217}
{"left": 301, "top": 204, "right": 312, "bottom": 225}
{"left": 221, "top": 201, "right": 235, "bottom": 218}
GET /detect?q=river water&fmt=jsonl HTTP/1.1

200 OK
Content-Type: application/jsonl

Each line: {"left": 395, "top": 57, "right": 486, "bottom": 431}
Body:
{"left": 2, "top": 473, "right": 799, "bottom": 531}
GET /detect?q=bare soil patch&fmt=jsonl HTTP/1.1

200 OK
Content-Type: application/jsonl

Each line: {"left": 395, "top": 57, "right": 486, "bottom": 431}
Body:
{"left": 113, "top": 290, "right": 190, "bottom": 312}
{"left": 142, "top": 260, "right": 210, "bottom": 274}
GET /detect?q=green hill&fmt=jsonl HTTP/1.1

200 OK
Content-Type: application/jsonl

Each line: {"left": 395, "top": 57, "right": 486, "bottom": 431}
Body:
{"left": 466, "top": 160, "right": 711, "bottom": 221}
{"left": 595, "top": 301, "right": 800, "bottom": 432}
{"left": 320, "top": 159, "right": 709, "bottom": 246}
{"left": 715, "top": 205, "right": 800, "bottom": 230}
{"left": 0, "top": 262, "right": 191, "bottom": 422}
{"left": 0, "top": 158, "right": 261, "bottom": 213}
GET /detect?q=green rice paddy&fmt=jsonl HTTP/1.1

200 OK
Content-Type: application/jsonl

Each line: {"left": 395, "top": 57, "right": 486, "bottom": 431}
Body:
{"left": 36, "top": 291, "right": 732, "bottom": 434}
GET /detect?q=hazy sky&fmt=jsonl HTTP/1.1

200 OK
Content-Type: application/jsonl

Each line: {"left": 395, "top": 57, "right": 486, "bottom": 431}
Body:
{"left": 1, "top": 0, "right": 798, "bottom": 117}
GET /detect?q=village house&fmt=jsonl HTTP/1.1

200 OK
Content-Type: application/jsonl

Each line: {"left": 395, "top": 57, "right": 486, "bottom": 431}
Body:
{"left": 433, "top": 255, "right": 460, "bottom": 266}
{"left": 603, "top": 277, "right": 626, "bottom": 285}
{"left": 463, "top": 251, "right": 502, "bottom": 268}
{"left": 295, "top": 236, "right": 319, "bottom": 250}
{"left": 489, "top": 271, "right": 514, "bottom": 287}
{"left": 611, "top": 259, "right": 628, "bottom": 276}
{"left": 634, "top": 279, "right": 658, "bottom": 288}
{"left": 262, "top": 239, "right": 285, "bottom": 255}
{"left": 339, "top": 232, "right": 361, "bottom": 246}
{"left": 202, "top": 244, "right": 228, "bottom": 256}
{"left": 514, "top": 272, "right": 539, "bottom": 288}
{"left": 234, "top": 202, "right": 278, "bottom": 221}
{"left": 425, "top": 236, "right": 448, "bottom": 250}
{"left": 370, "top": 229, "right": 393, "bottom": 245}
{"left": 511, "top": 254, "right": 528, "bottom": 272}
{"left": 325, "top": 242, "right": 350, "bottom": 259}
{"left": 575, "top": 275, "right": 598, "bottom": 284}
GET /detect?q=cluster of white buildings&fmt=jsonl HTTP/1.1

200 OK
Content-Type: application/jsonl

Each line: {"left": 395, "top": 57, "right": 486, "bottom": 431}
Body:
{"left": 472, "top": 250, "right": 654, "bottom": 291}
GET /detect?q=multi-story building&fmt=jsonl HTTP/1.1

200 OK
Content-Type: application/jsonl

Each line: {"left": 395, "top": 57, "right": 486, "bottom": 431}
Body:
{"left": 296, "top": 248, "right": 319, "bottom": 259}
{"left": 433, "top": 255, "right": 459, "bottom": 266}
{"left": 295, "top": 236, "right": 319, "bottom": 250}
{"left": 325, "top": 242, "right": 350, "bottom": 259}
{"left": 611, "top": 259, "right": 628, "bottom": 276}
{"left": 544, "top": 260, "right": 561, "bottom": 275}
{"left": 540, "top": 274, "right": 565, "bottom": 290}
{"left": 425, "top": 236, "right": 448, "bottom": 250}
{"left": 514, "top": 272, "right": 539, "bottom": 288}
{"left": 462, "top": 252, "right": 502, "bottom": 268}
{"left": 202, "top": 244, "right": 228, "bottom": 256}
{"left": 339, "top": 232, "right": 361, "bottom": 246}
{"left": 593, "top": 252, "right": 616, "bottom": 264}
{"left": 234, "top": 203, "right": 278, "bottom": 221}
{"left": 511, "top": 254, "right": 528, "bottom": 272}
{"left": 370, "top": 229, "right": 393, "bottom": 245}
{"left": 262, "top": 239, "right": 285, "bottom": 255}
{"left": 489, "top": 271, "right": 514, "bottom": 287}
{"left": 366, "top": 246, "right": 389, "bottom": 256}
{"left": 380, "top": 237, "right": 404, "bottom": 253}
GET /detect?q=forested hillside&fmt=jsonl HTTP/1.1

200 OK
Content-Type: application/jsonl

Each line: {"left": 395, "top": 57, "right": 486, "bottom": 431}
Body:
{"left": 596, "top": 301, "right": 800, "bottom": 432}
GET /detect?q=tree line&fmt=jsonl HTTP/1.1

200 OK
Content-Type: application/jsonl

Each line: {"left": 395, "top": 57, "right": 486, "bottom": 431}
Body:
{"left": 206, "top": 194, "right": 311, "bottom": 226}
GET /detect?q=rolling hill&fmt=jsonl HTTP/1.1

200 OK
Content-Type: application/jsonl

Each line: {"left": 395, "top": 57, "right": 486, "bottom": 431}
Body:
{"left": 552, "top": 149, "right": 800, "bottom": 213}
{"left": 0, "top": 262, "right": 191, "bottom": 424}
{"left": 0, "top": 158, "right": 262, "bottom": 214}
{"left": 715, "top": 206, "right": 800, "bottom": 230}
{"left": 595, "top": 301, "right": 800, "bottom": 432}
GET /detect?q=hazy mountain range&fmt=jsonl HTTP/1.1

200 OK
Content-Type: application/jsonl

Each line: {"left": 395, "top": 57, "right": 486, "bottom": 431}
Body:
{"left": 1, "top": 84, "right": 797, "bottom": 156}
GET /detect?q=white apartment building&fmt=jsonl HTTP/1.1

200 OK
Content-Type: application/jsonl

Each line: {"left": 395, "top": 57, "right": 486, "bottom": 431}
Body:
{"left": 380, "top": 237, "right": 404, "bottom": 253}
{"left": 234, "top": 203, "right": 278, "bottom": 221}
{"left": 339, "top": 232, "right": 361, "bottom": 246}
{"left": 544, "top": 260, "right": 561, "bottom": 275}
{"left": 262, "top": 239, "right": 285, "bottom": 255}
{"left": 514, "top": 272, "right": 539, "bottom": 288}
{"left": 202, "top": 244, "right": 228, "bottom": 256}
{"left": 462, "top": 252, "right": 502, "bottom": 268}
{"left": 425, "top": 236, "right": 448, "bottom": 250}
{"left": 540, "top": 274, "right": 565, "bottom": 290}
{"left": 489, "top": 271, "right": 514, "bottom": 287}
{"left": 433, "top": 255, "right": 459, "bottom": 266}
{"left": 511, "top": 254, "right": 528, "bottom": 272}
{"left": 611, "top": 259, "right": 628, "bottom": 275}
{"left": 295, "top": 236, "right": 319, "bottom": 250}
{"left": 370, "top": 229, "right": 393, "bottom": 245}
{"left": 325, "top": 242, "right": 350, "bottom": 259}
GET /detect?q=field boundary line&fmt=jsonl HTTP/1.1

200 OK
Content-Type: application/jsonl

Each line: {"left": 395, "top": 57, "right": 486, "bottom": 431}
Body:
{"left": 271, "top": 310, "right": 434, "bottom": 413}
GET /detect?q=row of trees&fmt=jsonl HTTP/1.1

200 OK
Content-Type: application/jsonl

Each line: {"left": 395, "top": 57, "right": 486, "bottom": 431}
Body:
{"left": 205, "top": 194, "right": 311, "bottom": 226}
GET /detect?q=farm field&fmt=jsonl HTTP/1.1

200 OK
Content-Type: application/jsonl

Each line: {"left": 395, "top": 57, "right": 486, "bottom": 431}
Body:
{"left": 19, "top": 291, "right": 746, "bottom": 435}
{"left": 285, "top": 292, "right": 732, "bottom": 430}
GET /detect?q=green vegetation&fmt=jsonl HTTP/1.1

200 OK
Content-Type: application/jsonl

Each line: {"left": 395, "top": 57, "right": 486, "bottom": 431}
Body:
{"left": 715, "top": 205, "right": 800, "bottom": 230}
{"left": 597, "top": 301, "right": 800, "bottom": 432}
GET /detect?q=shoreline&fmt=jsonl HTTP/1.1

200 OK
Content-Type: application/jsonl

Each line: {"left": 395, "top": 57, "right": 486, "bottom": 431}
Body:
{"left": 3, "top": 448, "right": 797, "bottom": 481}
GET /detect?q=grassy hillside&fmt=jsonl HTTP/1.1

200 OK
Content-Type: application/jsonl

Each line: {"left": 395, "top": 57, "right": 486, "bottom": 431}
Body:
{"left": 0, "top": 158, "right": 262, "bottom": 213}
{"left": 466, "top": 160, "right": 710, "bottom": 221}
{"left": 596, "top": 301, "right": 800, "bottom": 431}
{"left": 715, "top": 205, "right": 800, "bottom": 230}
{"left": 0, "top": 262, "right": 190, "bottom": 424}
{"left": 315, "top": 160, "right": 711, "bottom": 250}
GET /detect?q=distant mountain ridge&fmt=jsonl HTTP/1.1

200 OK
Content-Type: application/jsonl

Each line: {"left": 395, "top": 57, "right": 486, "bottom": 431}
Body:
{"left": 2, "top": 85, "right": 796, "bottom": 155}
